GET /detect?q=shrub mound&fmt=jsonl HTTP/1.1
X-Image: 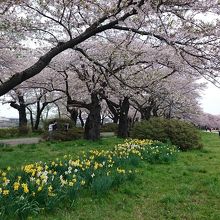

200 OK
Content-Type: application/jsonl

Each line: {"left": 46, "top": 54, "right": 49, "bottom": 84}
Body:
{"left": 42, "top": 128, "right": 84, "bottom": 141}
{"left": 131, "top": 117, "right": 202, "bottom": 150}
{"left": 0, "top": 139, "right": 178, "bottom": 219}
{"left": 100, "top": 123, "right": 118, "bottom": 133}
{"left": 0, "top": 128, "right": 20, "bottom": 139}
{"left": 42, "top": 118, "right": 84, "bottom": 141}
{"left": 43, "top": 118, "right": 75, "bottom": 131}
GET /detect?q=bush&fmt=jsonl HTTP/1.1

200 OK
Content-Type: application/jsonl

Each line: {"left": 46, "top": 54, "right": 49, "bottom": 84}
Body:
{"left": 32, "top": 129, "right": 44, "bottom": 136}
{"left": 43, "top": 118, "right": 75, "bottom": 131}
{"left": 18, "top": 126, "right": 29, "bottom": 135}
{"left": 42, "top": 127, "right": 84, "bottom": 141}
{"left": 0, "top": 128, "right": 20, "bottom": 139}
{"left": 130, "top": 118, "right": 168, "bottom": 142}
{"left": 100, "top": 123, "right": 118, "bottom": 133}
{"left": 166, "top": 119, "right": 202, "bottom": 150}
{"left": 131, "top": 117, "right": 202, "bottom": 150}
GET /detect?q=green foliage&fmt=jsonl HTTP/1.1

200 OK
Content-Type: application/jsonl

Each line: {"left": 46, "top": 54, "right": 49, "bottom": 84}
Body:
{"left": 42, "top": 128, "right": 84, "bottom": 141}
{"left": 18, "top": 126, "right": 30, "bottom": 136}
{"left": 100, "top": 123, "right": 118, "bottom": 133}
{"left": 43, "top": 117, "right": 82, "bottom": 141}
{"left": 131, "top": 117, "right": 202, "bottom": 150}
{"left": 131, "top": 118, "right": 168, "bottom": 142}
{"left": 91, "top": 176, "right": 113, "bottom": 195}
{"left": 32, "top": 129, "right": 44, "bottom": 136}
{"left": 0, "top": 127, "right": 41, "bottom": 139}
{"left": 166, "top": 119, "right": 202, "bottom": 151}
{"left": 0, "top": 128, "right": 20, "bottom": 139}
{"left": 142, "top": 142, "right": 178, "bottom": 164}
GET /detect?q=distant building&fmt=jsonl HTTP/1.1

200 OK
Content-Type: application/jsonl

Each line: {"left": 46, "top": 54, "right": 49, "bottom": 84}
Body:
{"left": 0, "top": 117, "right": 19, "bottom": 128}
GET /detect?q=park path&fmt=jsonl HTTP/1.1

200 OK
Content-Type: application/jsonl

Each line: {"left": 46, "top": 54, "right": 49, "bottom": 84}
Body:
{"left": 0, "top": 137, "right": 41, "bottom": 146}
{"left": 0, "top": 132, "right": 115, "bottom": 146}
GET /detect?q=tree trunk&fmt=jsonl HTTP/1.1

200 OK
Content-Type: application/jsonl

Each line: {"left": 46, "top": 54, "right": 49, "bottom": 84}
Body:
{"left": 118, "top": 97, "right": 130, "bottom": 138}
{"left": 105, "top": 99, "right": 119, "bottom": 124}
{"left": 84, "top": 93, "right": 101, "bottom": 140}
{"left": 19, "top": 104, "right": 28, "bottom": 133}
{"left": 34, "top": 113, "right": 41, "bottom": 130}
{"left": 140, "top": 107, "right": 152, "bottom": 120}
{"left": 18, "top": 95, "right": 28, "bottom": 133}
{"left": 27, "top": 107, "right": 34, "bottom": 130}
{"left": 112, "top": 115, "right": 119, "bottom": 124}
{"left": 10, "top": 95, "right": 28, "bottom": 134}
{"left": 152, "top": 106, "right": 158, "bottom": 117}
{"left": 34, "top": 101, "right": 47, "bottom": 130}
{"left": 67, "top": 107, "right": 78, "bottom": 125}
{"left": 79, "top": 110, "right": 85, "bottom": 128}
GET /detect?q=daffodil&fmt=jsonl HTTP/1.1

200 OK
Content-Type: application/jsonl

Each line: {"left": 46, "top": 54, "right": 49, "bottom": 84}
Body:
{"left": 13, "top": 182, "right": 20, "bottom": 191}
{"left": 81, "top": 180, "right": 86, "bottom": 186}
{"left": 21, "top": 183, "right": 29, "bottom": 193}
{"left": 3, "top": 190, "right": 9, "bottom": 196}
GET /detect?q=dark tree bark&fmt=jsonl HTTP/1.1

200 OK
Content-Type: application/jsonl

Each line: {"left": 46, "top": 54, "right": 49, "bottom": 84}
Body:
{"left": 27, "top": 107, "right": 34, "bottom": 130}
{"left": 32, "top": 96, "right": 62, "bottom": 130}
{"left": 10, "top": 95, "right": 28, "bottom": 133}
{"left": 67, "top": 106, "right": 78, "bottom": 125}
{"left": 140, "top": 107, "right": 152, "bottom": 120}
{"left": 105, "top": 99, "right": 120, "bottom": 124}
{"left": 84, "top": 93, "right": 101, "bottom": 140}
{"left": 139, "top": 97, "right": 157, "bottom": 120}
{"left": 78, "top": 110, "right": 85, "bottom": 128}
{"left": 118, "top": 97, "right": 130, "bottom": 138}
{"left": 33, "top": 101, "right": 44, "bottom": 130}
{"left": 152, "top": 105, "right": 159, "bottom": 117}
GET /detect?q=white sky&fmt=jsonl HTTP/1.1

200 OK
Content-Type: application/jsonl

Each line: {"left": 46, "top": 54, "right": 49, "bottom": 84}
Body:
{"left": 199, "top": 82, "right": 220, "bottom": 115}
{"left": 0, "top": 103, "right": 18, "bottom": 118}
{"left": 0, "top": 82, "right": 220, "bottom": 118}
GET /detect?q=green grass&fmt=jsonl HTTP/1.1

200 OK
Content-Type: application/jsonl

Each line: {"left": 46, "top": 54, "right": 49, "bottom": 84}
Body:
{"left": 0, "top": 137, "right": 123, "bottom": 169}
{"left": 1, "top": 132, "right": 220, "bottom": 219}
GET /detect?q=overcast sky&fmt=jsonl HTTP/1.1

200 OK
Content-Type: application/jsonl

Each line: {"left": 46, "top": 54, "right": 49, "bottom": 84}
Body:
{"left": 0, "top": 82, "right": 219, "bottom": 118}
{"left": 199, "top": 82, "right": 220, "bottom": 116}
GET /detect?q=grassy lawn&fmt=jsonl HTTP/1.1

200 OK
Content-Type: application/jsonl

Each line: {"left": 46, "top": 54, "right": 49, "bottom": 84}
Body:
{"left": 0, "top": 137, "right": 123, "bottom": 169}
{"left": 1, "top": 132, "right": 220, "bottom": 219}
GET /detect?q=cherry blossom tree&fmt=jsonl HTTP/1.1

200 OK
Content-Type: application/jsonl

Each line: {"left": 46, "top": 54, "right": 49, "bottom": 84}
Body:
{"left": 0, "top": 0, "right": 220, "bottom": 96}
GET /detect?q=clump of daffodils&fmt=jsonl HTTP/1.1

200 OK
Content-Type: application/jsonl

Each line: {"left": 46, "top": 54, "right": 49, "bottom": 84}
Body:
{"left": 0, "top": 139, "right": 178, "bottom": 219}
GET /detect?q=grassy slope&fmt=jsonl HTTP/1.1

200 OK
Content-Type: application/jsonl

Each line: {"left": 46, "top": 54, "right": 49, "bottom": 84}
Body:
{"left": 1, "top": 133, "right": 220, "bottom": 219}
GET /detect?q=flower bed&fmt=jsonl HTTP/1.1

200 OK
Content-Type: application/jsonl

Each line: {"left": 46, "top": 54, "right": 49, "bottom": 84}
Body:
{"left": 0, "top": 139, "right": 178, "bottom": 219}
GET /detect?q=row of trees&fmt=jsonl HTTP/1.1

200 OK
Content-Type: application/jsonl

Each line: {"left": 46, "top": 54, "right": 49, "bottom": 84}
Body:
{"left": 0, "top": 0, "right": 220, "bottom": 139}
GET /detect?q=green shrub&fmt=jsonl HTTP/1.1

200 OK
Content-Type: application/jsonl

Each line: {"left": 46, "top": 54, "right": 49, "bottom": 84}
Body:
{"left": 0, "top": 127, "right": 43, "bottom": 139}
{"left": 43, "top": 118, "right": 75, "bottom": 131}
{"left": 166, "top": 119, "right": 202, "bottom": 150}
{"left": 18, "top": 126, "right": 29, "bottom": 135}
{"left": 42, "top": 127, "right": 84, "bottom": 141}
{"left": 130, "top": 118, "right": 168, "bottom": 142}
{"left": 100, "top": 123, "right": 118, "bottom": 133}
{"left": 32, "top": 129, "right": 44, "bottom": 136}
{"left": 131, "top": 117, "right": 202, "bottom": 150}
{"left": 0, "top": 128, "right": 20, "bottom": 139}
